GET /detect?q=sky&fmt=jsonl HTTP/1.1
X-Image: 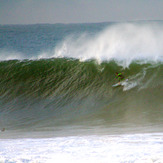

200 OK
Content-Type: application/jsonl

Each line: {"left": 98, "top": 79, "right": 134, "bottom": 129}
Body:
{"left": 0, "top": 0, "right": 163, "bottom": 24}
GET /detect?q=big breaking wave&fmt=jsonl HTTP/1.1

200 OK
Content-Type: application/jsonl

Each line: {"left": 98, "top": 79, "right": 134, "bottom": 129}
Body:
{"left": 0, "top": 22, "right": 162, "bottom": 133}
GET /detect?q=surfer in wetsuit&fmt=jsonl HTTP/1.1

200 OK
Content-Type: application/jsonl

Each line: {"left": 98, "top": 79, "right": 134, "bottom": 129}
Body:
{"left": 115, "top": 72, "right": 124, "bottom": 82}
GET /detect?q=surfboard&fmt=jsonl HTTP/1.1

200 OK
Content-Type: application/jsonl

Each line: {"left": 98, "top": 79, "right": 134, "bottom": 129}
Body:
{"left": 112, "top": 79, "right": 128, "bottom": 87}
{"left": 112, "top": 82, "right": 121, "bottom": 87}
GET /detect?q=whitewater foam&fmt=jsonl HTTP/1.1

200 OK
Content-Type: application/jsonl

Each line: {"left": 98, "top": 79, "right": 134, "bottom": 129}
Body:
{"left": 1, "top": 133, "right": 163, "bottom": 163}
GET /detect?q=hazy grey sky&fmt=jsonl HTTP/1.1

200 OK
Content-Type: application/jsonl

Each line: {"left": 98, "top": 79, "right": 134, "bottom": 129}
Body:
{"left": 0, "top": 0, "right": 163, "bottom": 24}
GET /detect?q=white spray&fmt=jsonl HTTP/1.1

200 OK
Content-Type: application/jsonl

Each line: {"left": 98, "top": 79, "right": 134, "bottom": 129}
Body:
{"left": 52, "top": 22, "right": 163, "bottom": 67}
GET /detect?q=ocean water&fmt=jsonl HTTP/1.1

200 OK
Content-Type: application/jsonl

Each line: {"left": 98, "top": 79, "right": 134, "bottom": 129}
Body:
{"left": 0, "top": 21, "right": 163, "bottom": 163}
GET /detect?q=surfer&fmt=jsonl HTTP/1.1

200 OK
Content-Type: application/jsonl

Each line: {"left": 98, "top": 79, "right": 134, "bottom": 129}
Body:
{"left": 115, "top": 72, "right": 124, "bottom": 82}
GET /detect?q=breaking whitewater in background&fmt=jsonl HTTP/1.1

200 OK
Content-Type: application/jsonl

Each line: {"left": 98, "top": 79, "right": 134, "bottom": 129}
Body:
{"left": 0, "top": 21, "right": 163, "bottom": 162}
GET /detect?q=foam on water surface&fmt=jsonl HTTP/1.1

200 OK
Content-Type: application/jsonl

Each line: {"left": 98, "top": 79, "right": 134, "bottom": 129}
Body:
{"left": 0, "top": 133, "right": 163, "bottom": 163}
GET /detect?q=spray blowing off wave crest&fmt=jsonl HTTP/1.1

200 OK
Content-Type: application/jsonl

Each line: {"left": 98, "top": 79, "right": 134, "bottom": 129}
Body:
{"left": 51, "top": 22, "right": 163, "bottom": 67}
{"left": 0, "top": 50, "right": 25, "bottom": 61}
{"left": 1, "top": 22, "right": 163, "bottom": 66}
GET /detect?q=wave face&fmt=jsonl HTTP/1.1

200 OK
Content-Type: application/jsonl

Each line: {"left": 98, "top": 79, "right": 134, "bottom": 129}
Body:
{"left": 0, "top": 21, "right": 163, "bottom": 133}
{"left": 0, "top": 59, "right": 162, "bottom": 131}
